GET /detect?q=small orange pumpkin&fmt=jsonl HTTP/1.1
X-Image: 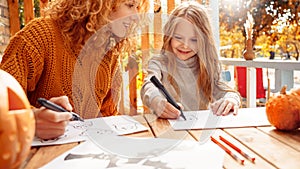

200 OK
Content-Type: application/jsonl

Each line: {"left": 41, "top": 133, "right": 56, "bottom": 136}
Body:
{"left": 266, "top": 85, "right": 300, "bottom": 131}
{"left": 0, "top": 69, "right": 35, "bottom": 169}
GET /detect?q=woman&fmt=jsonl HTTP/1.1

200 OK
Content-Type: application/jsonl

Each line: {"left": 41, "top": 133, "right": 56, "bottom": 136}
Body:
{"left": 0, "top": 0, "right": 149, "bottom": 139}
{"left": 141, "top": 1, "right": 241, "bottom": 119}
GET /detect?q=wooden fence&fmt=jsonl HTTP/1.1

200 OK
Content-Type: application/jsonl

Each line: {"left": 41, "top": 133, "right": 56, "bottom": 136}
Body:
{"left": 6, "top": 0, "right": 208, "bottom": 115}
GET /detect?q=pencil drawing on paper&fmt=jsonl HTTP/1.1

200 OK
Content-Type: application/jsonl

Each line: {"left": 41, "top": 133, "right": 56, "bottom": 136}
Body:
{"left": 36, "top": 120, "right": 115, "bottom": 143}
{"left": 186, "top": 114, "right": 198, "bottom": 121}
{"left": 112, "top": 122, "right": 138, "bottom": 132}
{"left": 72, "top": 121, "right": 93, "bottom": 130}
{"left": 176, "top": 114, "right": 198, "bottom": 122}
{"left": 32, "top": 116, "right": 148, "bottom": 146}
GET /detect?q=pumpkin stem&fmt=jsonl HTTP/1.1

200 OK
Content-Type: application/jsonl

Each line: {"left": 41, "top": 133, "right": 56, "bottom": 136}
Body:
{"left": 280, "top": 85, "right": 287, "bottom": 94}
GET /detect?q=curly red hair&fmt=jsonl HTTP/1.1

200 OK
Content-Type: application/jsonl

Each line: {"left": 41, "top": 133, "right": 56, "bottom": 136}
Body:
{"left": 44, "top": 0, "right": 149, "bottom": 51}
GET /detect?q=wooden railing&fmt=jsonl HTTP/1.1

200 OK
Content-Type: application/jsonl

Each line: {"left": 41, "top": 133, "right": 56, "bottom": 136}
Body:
{"left": 220, "top": 57, "right": 300, "bottom": 108}
{"left": 7, "top": 0, "right": 48, "bottom": 36}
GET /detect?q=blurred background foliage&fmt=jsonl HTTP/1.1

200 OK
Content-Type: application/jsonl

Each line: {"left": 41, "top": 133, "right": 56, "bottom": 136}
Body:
{"left": 219, "top": 0, "right": 300, "bottom": 60}
{"left": 16, "top": 0, "right": 300, "bottom": 60}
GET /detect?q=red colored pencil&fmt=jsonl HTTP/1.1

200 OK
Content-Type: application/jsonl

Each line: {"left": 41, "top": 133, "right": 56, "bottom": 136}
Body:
{"left": 210, "top": 136, "right": 245, "bottom": 165}
{"left": 219, "top": 136, "right": 255, "bottom": 163}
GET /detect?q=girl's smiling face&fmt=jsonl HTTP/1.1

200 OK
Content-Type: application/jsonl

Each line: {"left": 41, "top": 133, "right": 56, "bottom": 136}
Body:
{"left": 109, "top": 0, "right": 140, "bottom": 38}
{"left": 170, "top": 19, "right": 198, "bottom": 60}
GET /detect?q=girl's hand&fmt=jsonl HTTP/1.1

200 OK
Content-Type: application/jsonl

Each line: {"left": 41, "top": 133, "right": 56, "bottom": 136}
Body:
{"left": 151, "top": 96, "right": 181, "bottom": 119}
{"left": 210, "top": 98, "right": 239, "bottom": 116}
{"left": 33, "top": 96, "right": 73, "bottom": 140}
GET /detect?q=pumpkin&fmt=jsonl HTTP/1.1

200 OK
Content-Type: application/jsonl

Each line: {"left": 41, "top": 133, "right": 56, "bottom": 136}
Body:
{"left": 266, "top": 85, "right": 300, "bottom": 131}
{"left": 0, "top": 69, "right": 35, "bottom": 169}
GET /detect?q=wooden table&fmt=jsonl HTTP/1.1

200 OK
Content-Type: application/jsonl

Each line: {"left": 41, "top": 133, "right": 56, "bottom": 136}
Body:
{"left": 22, "top": 114, "right": 300, "bottom": 169}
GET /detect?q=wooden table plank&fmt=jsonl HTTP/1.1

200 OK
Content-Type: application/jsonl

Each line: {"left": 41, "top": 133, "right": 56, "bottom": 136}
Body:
{"left": 224, "top": 128, "right": 300, "bottom": 169}
{"left": 20, "top": 148, "right": 38, "bottom": 169}
{"left": 24, "top": 142, "right": 79, "bottom": 169}
{"left": 258, "top": 127, "right": 300, "bottom": 152}
{"left": 124, "top": 115, "right": 155, "bottom": 138}
{"left": 189, "top": 129, "right": 276, "bottom": 169}
{"left": 144, "top": 114, "right": 195, "bottom": 140}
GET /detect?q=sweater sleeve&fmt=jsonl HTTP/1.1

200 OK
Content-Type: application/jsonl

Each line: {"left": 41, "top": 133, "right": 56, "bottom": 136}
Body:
{"left": 0, "top": 33, "right": 44, "bottom": 93}
{"left": 140, "top": 59, "right": 164, "bottom": 108}
{"left": 212, "top": 80, "right": 241, "bottom": 106}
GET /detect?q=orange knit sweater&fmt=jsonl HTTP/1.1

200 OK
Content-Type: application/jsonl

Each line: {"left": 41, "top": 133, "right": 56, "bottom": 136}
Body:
{"left": 0, "top": 17, "right": 122, "bottom": 118}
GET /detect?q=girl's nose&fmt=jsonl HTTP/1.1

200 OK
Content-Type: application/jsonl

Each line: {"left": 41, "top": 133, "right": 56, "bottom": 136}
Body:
{"left": 182, "top": 39, "right": 189, "bottom": 48}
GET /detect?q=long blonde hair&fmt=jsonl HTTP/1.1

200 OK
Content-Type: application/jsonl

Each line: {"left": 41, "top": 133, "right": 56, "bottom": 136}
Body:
{"left": 161, "top": 1, "right": 229, "bottom": 102}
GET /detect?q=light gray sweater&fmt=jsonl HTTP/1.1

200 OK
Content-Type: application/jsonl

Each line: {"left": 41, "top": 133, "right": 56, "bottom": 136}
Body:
{"left": 141, "top": 55, "right": 240, "bottom": 111}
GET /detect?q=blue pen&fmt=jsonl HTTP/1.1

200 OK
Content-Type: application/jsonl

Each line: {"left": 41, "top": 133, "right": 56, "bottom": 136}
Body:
{"left": 37, "top": 98, "right": 84, "bottom": 122}
{"left": 150, "top": 76, "right": 187, "bottom": 120}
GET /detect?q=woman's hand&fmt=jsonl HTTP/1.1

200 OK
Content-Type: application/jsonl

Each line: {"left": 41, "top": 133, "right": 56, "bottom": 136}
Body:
{"left": 210, "top": 98, "right": 239, "bottom": 116}
{"left": 151, "top": 96, "right": 182, "bottom": 119}
{"left": 33, "top": 96, "right": 73, "bottom": 140}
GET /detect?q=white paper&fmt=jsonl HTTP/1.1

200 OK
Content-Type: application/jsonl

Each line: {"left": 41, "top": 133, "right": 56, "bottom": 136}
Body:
{"left": 169, "top": 107, "right": 271, "bottom": 130}
{"left": 32, "top": 115, "right": 148, "bottom": 146}
{"left": 40, "top": 136, "right": 225, "bottom": 169}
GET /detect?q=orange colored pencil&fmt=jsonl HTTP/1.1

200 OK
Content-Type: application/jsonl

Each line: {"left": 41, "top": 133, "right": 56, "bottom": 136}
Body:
{"left": 219, "top": 136, "right": 255, "bottom": 163}
{"left": 210, "top": 136, "right": 245, "bottom": 165}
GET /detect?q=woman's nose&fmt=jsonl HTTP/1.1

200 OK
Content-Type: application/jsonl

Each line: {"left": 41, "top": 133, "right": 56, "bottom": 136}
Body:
{"left": 130, "top": 13, "right": 139, "bottom": 23}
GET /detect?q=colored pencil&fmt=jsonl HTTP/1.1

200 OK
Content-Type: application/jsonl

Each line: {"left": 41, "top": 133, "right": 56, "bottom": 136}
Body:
{"left": 211, "top": 136, "right": 245, "bottom": 165}
{"left": 219, "top": 136, "right": 255, "bottom": 163}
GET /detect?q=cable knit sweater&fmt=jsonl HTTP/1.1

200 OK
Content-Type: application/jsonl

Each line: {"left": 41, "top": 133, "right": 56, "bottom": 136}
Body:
{"left": 0, "top": 17, "right": 122, "bottom": 118}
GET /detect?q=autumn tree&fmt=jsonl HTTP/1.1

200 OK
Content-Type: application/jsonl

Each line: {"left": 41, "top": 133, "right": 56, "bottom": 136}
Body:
{"left": 219, "top": 0, "right": 300, "bottom": 60}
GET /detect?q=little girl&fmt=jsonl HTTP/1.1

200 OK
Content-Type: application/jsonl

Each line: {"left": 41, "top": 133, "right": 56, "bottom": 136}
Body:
{"left": 141, "top": 1, "right": 241, "bottom": 119}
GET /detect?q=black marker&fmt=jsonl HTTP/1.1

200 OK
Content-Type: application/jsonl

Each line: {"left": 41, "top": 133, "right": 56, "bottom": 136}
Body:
{"left": 37, "top": 98, "right": 84, "bottom": 122}
{"left": 150, "top": 76, "right": 186, "bottom": 120}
